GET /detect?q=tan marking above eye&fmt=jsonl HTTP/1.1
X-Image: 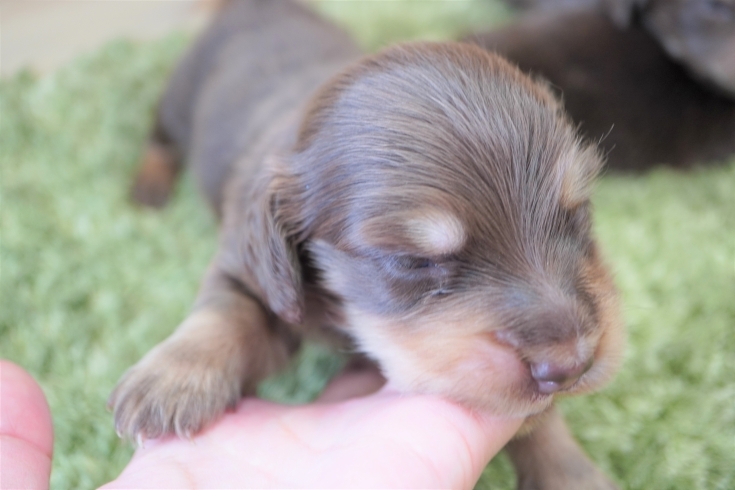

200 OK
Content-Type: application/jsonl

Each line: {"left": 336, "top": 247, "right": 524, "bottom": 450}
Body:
{"left": 404, "top": 211, "right": 466, "bottom": 256}
{"left": 558, "top": 143, "right": 603, "bottom": 209}
{"left": 351, "top": 209, "right": 466, "bottom": 257}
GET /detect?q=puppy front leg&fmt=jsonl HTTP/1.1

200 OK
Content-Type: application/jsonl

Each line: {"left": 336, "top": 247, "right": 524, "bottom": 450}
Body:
{"left": 506, "top": 406, "right": 618, "bottom": 490}
{"left": 110, "top": 263, "right": 298, "bottom": 441}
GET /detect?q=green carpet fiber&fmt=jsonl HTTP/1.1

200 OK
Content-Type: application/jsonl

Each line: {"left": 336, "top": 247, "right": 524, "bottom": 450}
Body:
{"left": 1, "top": 2, "right": 733, "bottom": 488}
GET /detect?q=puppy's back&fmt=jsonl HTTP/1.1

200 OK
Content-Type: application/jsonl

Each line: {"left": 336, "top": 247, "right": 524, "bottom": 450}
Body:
{"left": 155, "top": 0, "right": 361, "bottom": 211}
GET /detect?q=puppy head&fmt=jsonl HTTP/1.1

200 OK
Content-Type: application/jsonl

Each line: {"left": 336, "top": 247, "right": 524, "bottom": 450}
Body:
{"left": 254, "top": 42, "right": 623, "bottom": 417}
{"left": 606, "top": 0, "right": 735, "bottom": 96}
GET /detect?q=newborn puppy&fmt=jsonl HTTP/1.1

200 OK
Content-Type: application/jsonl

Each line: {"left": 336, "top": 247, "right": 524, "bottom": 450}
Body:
{"left": 505, "top": 0, "right": 735, "bottom": 94}
{"left": 607, "top": 0, "right": 735, "bottom": 96}
{"left": 465, "top": 2, "right": 735, "bottom": 171}
{"left": 503, "top": 0, "right": 601, "bottom": 11}
{"left": 114, "top": 1, "right": 624, "bottom": 488}
{"left": 467, "top": 0, "right": 735, "bottom": 170}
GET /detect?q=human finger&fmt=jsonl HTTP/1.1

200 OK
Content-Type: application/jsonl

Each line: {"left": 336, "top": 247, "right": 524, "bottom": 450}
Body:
{"left": 351, "top": 387, "right": 525, "bottom": 489}
{"left": 0, "top": 361, "right": 54, "bottom": 490}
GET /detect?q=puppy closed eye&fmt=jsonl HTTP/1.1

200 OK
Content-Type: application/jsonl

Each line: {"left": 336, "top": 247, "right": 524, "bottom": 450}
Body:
{"left": 385, "top": 253, "right": 459, "bottom": 301}
{"left": 394, "top": 255, "right": 440, "bottom": 270}
{"left": 389, "top": 253, "right": 458, "bottom": 278}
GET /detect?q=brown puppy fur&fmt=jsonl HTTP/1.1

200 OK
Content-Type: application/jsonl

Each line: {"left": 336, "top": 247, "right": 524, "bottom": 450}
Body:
{"left": 501, "top": 0, "right": 735, "bottom": 104}
{"left": 607, "top": 0, "right": 735, "bottom": 96}
{"left": 115, "top": 1, "right": 624, "bottom": 488}
{"left": 509, "top": 0, "right": 735, "bottom": 94}
{"left": 504, "top": 0, "right": 602, "bottom": 11}
{"left": 466, "top": 4, "right": 735, "bottom": 171}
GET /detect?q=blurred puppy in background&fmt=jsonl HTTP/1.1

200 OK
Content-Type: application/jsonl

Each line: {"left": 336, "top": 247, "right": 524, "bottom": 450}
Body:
{"left": 472, "top": 0, "right": 735, "bottom": 170}
{"left": 608, "top": 0, "right": 735, "bottom": 96}
{"left": 112, "top": 1, "right": 624, "bottom": 488}
{"left": 504, "top": 0, "right": 601, "bottom": 10}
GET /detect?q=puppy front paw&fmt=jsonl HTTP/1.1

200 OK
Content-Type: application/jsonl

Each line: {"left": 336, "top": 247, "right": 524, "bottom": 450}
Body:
{"left": 109, "top": 340, "right": 244, "bottom": 441}
{"left": 509, "top": 409, "right": 619, "bottom": 490}
{"left": 516, "top": 456, "right": 619, "bottom": 490}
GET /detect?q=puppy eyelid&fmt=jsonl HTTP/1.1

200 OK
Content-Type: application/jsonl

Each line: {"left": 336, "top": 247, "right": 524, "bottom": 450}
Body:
{"left": 392, "top": 253, "right": 456, "bottom": 270}
{"left": 396, "top": 256, "right": 436, "bottom": 269}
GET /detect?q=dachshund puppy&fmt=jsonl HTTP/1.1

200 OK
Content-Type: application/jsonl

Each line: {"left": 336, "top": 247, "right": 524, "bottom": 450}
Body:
{"left": 503, "top": 0, "right": 601, "bottom": 11}
{"left": 468, "top": 1, "right": 735, "bottom": 170}
{"left": 607, "top": 0, "right": 735, "bottom": 96}
{"left": 114, "top": 1, "right": 624, "bottom": 488}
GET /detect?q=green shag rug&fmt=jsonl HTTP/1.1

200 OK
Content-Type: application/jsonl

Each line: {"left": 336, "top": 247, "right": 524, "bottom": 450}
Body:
{"left": 1, "top": 1, "right": 733, "bottom": 488}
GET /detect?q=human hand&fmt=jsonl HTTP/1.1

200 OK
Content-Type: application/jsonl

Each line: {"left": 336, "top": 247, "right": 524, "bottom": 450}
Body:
{"left": 0, "top": 359, "right": 523, "bottom": 489}
{"left": 0, "top": 360, "right": 53, "bottom": 490}
{"left": 101, "top": 366, "right": 523, "bottom": 489}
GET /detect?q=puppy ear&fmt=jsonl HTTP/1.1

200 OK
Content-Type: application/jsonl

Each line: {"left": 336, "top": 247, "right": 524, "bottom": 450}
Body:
{"left": 219, "top": 156, "right": 305, "bottom": 324}
{"left": 604, "top": 0, "right": 647, "bottom": 28}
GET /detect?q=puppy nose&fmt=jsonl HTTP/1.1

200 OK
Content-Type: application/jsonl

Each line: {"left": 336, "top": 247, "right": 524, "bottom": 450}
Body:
{"left": 531, "top": 358, "right": 593, "bottom": 394}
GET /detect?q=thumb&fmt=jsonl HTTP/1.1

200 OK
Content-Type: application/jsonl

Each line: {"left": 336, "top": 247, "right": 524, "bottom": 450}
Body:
{"left": 369, "top": 385, "right": 525, "bottom": 489}
{"left": 0, "top": 361, "right": 54, "bottom": 490}
{"left": 316, "top": 364, "right": 524, "bottom": 488}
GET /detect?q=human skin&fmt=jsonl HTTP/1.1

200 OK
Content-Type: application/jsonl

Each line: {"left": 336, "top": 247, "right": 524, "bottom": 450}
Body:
{"left": 0, "top": 360, "right": 523, "bottom": 489}
{"left": 0, "top": 361, "right": 54, "bottom": 490}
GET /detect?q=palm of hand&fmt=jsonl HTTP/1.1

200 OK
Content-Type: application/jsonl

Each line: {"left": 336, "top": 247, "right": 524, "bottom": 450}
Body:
{"left": 101, "top": 370, "right": 522, "bottom": 489}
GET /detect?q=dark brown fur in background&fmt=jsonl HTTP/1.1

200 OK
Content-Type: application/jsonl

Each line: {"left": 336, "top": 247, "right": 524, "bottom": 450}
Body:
{"left": 112, "top": 1, "right": 625, "bottom": 488}
{"left": 469, "top": 0, "right": 735, "bottom": 171}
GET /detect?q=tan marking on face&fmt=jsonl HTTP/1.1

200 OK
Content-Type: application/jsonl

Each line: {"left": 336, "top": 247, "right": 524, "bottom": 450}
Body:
{"left": 558, "top": 144, "right": 603, "bottom": 209}
{"left": 344, "top": 306, "right": 553, "bottom": 417}
{"left": 341, "top": 245, "right": 625, "bottom": 416}
{"left": 404, "top": 211, "right": 466, "bottom": 256}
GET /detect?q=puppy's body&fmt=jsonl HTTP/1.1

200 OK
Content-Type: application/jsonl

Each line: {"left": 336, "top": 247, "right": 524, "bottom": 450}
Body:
{"left": 503, "top": 0, "right": 601, "bottom": 11}
{"left": 503, "top": 0, "right": 735, "bottom": 98}
{"left": 117, "top": 1, "right": 624, "bottom": 488}
{"left": 133, "top": 0, "right": 361, "bottom": 212}
{"left": 606, "top": 0, "right": 735, "bottom": 97}
{"left": 466, "top": 9, "right": 735, "bottom": 171}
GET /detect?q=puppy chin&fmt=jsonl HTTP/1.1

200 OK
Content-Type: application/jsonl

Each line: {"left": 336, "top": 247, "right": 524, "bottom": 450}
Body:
{"left": 342, "top": 307, "right": 555, "bottom": 418}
